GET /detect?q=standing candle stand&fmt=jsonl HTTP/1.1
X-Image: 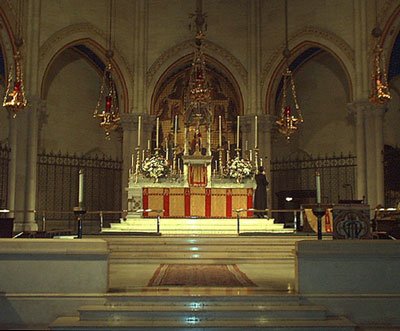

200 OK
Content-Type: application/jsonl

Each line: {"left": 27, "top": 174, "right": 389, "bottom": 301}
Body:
{"left": 218, "top": 147, "right": 224, "bottom": 176}
{"left": 312, "top": 204, "right": 325, "bottom": 240}
{"left": 312, "top": 171, "right": 324, "bottom": 240}
{"left": 134, "top": 146, "right": 141, "bottom": 184}
{"left": 74, "top": 169, "right": 86, "bottom": 239}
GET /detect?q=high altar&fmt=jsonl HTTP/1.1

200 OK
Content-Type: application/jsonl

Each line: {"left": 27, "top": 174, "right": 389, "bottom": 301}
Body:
{"left": 125, "top": 6, "right": 260, "bottom": 221}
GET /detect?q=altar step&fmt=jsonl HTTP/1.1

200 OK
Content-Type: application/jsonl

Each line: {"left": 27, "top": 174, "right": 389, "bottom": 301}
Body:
{"left": 51, "top": 292, "right": 356, "bottom": 330}
{"left": 99, "top": 235, "right": 322, "bottom": 264}
{"left": 103, "top": 217, "right": 293, "bottom": 235}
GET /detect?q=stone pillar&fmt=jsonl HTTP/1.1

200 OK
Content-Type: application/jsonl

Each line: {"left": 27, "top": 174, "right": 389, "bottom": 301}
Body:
{"left": 120, "top": 113, "right": 136, "bottom": 210}
{"left": 372, "top": 104, "right": 386, "bottom": 206}
{"left": 6, "top": 113, "right": 17, "bottom": 219}
{"left": 347, "top": 101, "right": 367, "bottom": 201}
{"left": 258, "top": 114, "right": 274, "bottom": 210}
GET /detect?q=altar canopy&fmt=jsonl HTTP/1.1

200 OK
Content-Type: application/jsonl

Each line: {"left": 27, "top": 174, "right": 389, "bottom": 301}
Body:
{"left": 143, "top": 187, "right": 254, "bottom": 218}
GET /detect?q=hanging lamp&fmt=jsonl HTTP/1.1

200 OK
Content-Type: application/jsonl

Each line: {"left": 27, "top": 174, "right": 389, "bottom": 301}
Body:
{"left": 275, "top": 0, "right": 303, "bottom": 140}
{"left": 93, "top": 0, "right": 120, "bottom": 138}
{"left": 3, "top": 0, "right": 28, "bottom": 117}
{"left": 369, "top": 0, "right": 390, "bottom": 104}
{"left": 184, "top": 0, "right": 212, "bottom": 127}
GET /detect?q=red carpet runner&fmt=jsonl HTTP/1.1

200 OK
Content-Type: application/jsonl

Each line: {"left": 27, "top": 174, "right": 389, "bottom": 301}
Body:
{"left": 147, "top": 264, "right": 257, "bottom": 287}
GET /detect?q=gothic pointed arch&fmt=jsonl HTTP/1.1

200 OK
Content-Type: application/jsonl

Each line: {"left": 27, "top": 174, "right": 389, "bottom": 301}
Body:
{"left": 146, "top": 39, "right": 247, "bottom": 112}
{"left": 150, "top": 53, "right": 244, "bottom": 153}
{"left": 39, "top": 23, "right": 132, "bottom": 113}
{"left": 263, "top": 30, "right": 354, "bottom": 116}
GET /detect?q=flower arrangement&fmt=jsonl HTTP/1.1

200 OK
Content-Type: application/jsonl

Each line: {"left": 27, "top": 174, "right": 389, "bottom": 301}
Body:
{"left": 142, "top": 155, "right": 169, "bottom": 181}
{"left": 227, "top": 156, "right": 254, "bottom": 182}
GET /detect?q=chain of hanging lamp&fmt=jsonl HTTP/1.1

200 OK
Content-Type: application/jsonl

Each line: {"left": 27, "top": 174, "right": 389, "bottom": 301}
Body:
{"left": 93, "top": 0, "right": 120, "bottom": 138}
{"left": 275, "top": 0, "right": 302, "bottom": 140}
{"left": 3, "top": 0, "right": 28, "bottom": 117}
{"left": 369, "top": 0, "right": 391, "bottom": 104}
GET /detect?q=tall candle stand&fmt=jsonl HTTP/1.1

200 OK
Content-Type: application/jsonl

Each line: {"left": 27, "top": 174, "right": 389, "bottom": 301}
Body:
{"left": 172, "top": 147, "right": 177, "bottom": 174}
{"left": 134, "top": 147, "right": 141, "bottom": 184}
{"left": 235, "top": 148, "right": 241, "bottom": 158}
{"left": 218, "top": 147, "right": 224, "bottom": 176}
{"left": 254, "top": 148, "right": 259, "bottom": 168}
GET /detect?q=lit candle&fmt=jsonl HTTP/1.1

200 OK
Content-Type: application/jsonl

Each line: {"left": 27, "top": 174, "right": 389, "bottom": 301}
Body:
{"left": 137, "top": 115, "right": 141, "bottom": 147}
{"left": 174, "top": 115, "right": 178, "bottom": 147}
{"left": 156, "top": 117, "right": 159, "bottom": 148}
{"left": 218, "top": 115, "right": 222, "bottom": 147}
{"left": 250, "top": 149, "right": 253, "bottom": 162}
{"left": 255, "top": 115, "right": 258, "bottom": 148}
{"left": 78, "top": 169, "right": 84, "bottom": 207}
{"left": 236, "top": 116, "right": 240, "bottom": 148}
{"left": 316, "top": 171, "right": 321, "bottom": 204}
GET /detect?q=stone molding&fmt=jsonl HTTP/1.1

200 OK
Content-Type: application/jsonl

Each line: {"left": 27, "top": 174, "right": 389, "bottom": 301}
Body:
{"left": 261, "top": 26, "right": 355, "bottom": 89}
{"left": 38, "top": 23, "right": 134, "bottom": 107}
{"left": 146, "top": 39, "right": 248, "bottom": 88}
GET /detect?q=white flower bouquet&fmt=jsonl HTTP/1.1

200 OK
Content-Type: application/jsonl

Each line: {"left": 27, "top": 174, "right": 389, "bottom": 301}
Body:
{"left": 227, "top": 156, "right": 254, "bottom": 181}
{"left": 142, "top": 155, "right": 169, "bottom": 181}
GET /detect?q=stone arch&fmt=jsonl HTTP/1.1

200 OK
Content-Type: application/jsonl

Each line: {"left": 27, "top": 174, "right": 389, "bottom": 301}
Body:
{"left": 39, "top": 23, "right": 132, "bottom": 114}
{"left": 262, "top": 26, "right": 355, "bottom": 116}
{"left": 381, "top": 4, "right": 400, "bottom": 79}
{"left": 146, "top": 39, "right": 247, "bottom": 114}
{"left": 0, "top": 3, "right": 18, "bottom": 81}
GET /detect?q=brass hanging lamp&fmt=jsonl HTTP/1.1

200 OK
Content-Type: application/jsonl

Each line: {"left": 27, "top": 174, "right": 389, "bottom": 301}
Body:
{"left": 275, "top": 0, "right": 302, "bottom": 140}
{"left": 93, "top": 0, "right": 120, "bottom": 138}
{"left": 3, "top": 0, "right": 28, "bottom": 117}
{"left": 369, "top": 0, "right": 390, "bottom": 104}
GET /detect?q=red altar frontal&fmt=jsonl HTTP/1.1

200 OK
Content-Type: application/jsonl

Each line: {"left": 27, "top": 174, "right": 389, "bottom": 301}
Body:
{"left": 142, "top": 187, "right": 254, "bottom": 218}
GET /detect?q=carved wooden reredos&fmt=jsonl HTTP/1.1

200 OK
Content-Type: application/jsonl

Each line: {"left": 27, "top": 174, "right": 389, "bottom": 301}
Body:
{"left": 151, "top": 54, "right": 243, "bottom": 152}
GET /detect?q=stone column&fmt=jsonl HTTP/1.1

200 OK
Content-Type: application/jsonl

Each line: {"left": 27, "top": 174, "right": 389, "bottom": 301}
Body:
{"left": 372, "top": 104, "right": 386, "bottom": 206}
{"left": 120, "top": 113, "right": 136, "bottom": 210}
{"left": 6, "top": 113, "right": 17, "bottom": 219}
{"left": 258, "top": 114, "right": 274, "bottom": 211}
{"left": 347, "top": 101, "right": 367, "bottom": 201}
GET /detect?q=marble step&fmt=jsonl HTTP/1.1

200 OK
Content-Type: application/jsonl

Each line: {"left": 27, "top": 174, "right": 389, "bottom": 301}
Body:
{"left": 77, "top": 304, "right": 328, "bottom": 321}
{"left": 108, "top": 244, "right": 294, "bottom": 252}
{"left": 51, "top": 315, "right": 356, "bottom": 330}
{"left": 109, "top": 251, "right": 294, "bottom": 259}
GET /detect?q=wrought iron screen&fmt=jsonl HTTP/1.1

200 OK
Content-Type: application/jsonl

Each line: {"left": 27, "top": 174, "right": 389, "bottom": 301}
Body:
{"left": 37, "top": 151, "right": 122, "bottom": 231}
{"left": 0, "top": 143, "right": 10, "bottom": 208}
{"left": 384, "top": 145, "right": 400, "bottom": 208}
{"left": 271, "top": 153, "right": 357, "bottom": 208}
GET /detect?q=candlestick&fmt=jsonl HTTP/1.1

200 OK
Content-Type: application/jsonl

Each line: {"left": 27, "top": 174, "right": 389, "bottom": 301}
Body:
{"left": 228, "top": 140, "right": 230, "bottom": 151}
{"left": 250, "top": 149, "right": 253, "bottom": 162}
{"left": 165, "top": 138, "right": 169, "bottom": 160}
{"left": 78, "top": 169, "right": 84, "bottom": 207}
{"left": 137, "top": 115, "right": 141, "bottom": 147}
{"left": 236, "top": 116, "right": 240, "bottom": 148}
{"left": 316, "top": 171, "right": 321, "bottom": 204}
{"left": 245, "top": 140, "right": 248, "bottom": 151}
{"left": 174, "top": 115, "right": 178, "bottom": 147}
{"left": 147, "top": 139, "right": 150, "bottom": 150}
{"left": 215, "top": 160, "right": 218, "bottom": 171}
{"left": 142, "top": 149, "right": 145, "bottom": 161}
{"left": 184, "top": 126, "right": 188, "bottom": 155}
{"left": 218, "top": 115, "right": 222, "bottom": 147}
{"left": 131, "top": 153, "right": 134, "bottom": 168}
{"left": 156, "top": 117, "right": 159, "bottom": 148}
{"left": 255, "top": 115, "right": 258, "bottom": 148}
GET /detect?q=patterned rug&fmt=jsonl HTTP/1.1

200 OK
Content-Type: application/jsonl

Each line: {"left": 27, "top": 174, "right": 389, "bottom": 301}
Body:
{"left": 147, "top": 264, "right": 257, "bottom": 287}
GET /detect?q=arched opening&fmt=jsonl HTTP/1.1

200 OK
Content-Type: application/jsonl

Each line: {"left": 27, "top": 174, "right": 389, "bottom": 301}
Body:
{"left": 270, "top": 47, "right": 354, "bottom": 213}
{"left": 151, "top": 53, "right": 244, "bottom": 155}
